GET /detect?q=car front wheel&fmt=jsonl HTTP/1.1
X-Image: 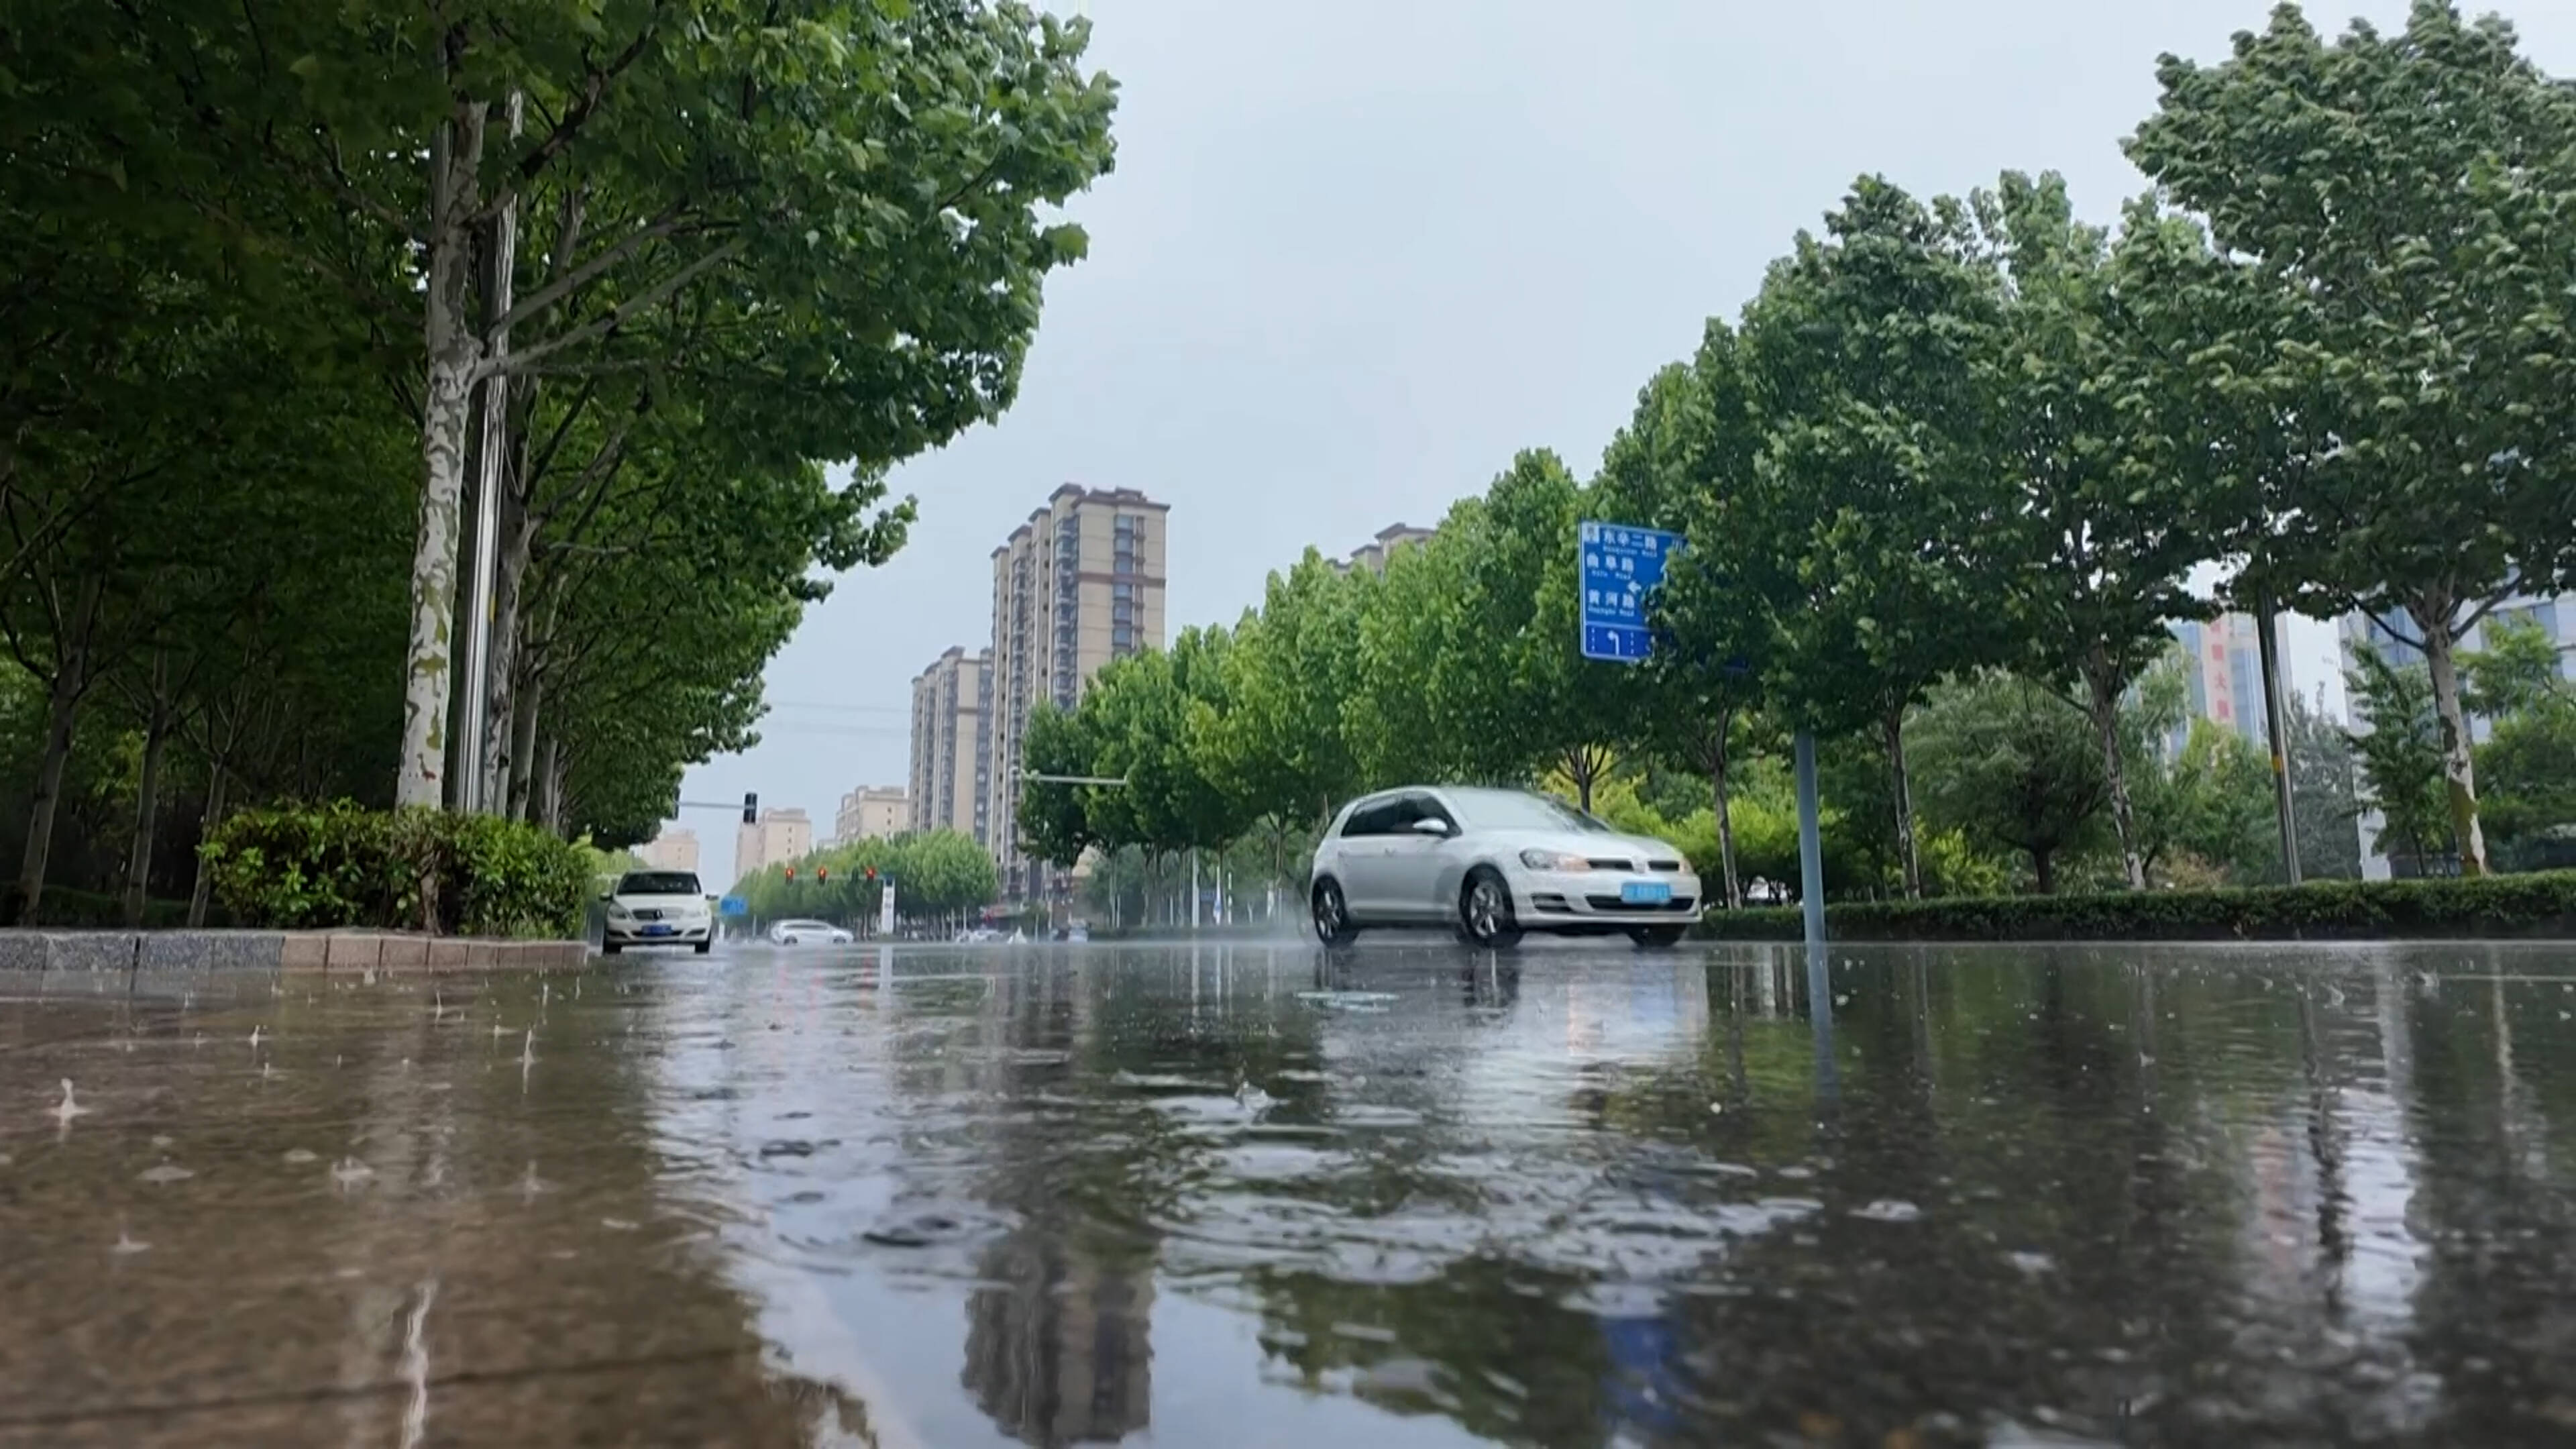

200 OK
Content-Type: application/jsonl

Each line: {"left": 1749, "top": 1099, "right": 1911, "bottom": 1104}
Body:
{"left": 1459, "top": 869, "right": 1522, "bottom": 950}
{"left": 1311, "top": 879, "right": 1356, "bottom": 949}
{"left": 1628, "top": 925, "right": 1686, "bottom": 949}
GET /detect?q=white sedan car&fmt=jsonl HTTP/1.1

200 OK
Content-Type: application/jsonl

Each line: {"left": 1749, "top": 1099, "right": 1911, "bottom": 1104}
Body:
{"left": 767, "top": 918, "right": 853, "bottom": 946}
{"left": 600, "top": 871, "right": 714, "bottom": 955}
{"left": 1309, "top": 786, "right": 1701, "bottom": 950}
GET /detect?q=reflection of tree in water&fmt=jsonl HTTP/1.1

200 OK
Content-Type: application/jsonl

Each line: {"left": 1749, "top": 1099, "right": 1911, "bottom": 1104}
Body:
{"left": 2391, "top": 961, "right": 2576, "bottom": 1444}
{"left": 949, "top": 951, "right": 1335, "bottom": 1446}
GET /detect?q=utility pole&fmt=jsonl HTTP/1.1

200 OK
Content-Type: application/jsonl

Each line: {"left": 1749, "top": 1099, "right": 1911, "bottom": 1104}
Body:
{"left": 455, "top": 92, "right": 521, "bottom": 814}
{"left": 1794, "top": 731, "right": 1827, "bottom": 955}
{"left": 2255, "top": 595, "right": 2303, "bottom": 885}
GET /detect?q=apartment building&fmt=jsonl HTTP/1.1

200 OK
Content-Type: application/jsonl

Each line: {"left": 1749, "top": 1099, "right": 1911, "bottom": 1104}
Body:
{"left": 2167, "top": 612, "right": 2286, "bottom": 754}
{"left": 1332, "top": 522, "right": 1436, "bottom": 576}
{"left": 733, "top": 808, "right": 813, "bottom": 885}
{"left": 985, "top": 485, "right": 1169, "bottom": 899}
{"left": 637, "top": 829, "right": 700, "bottom": 875}
{"left": 909, "top": 647, "right": 993, "bottom": 844}
{"left": 833, "top": 786, "right": 908, "bottom": 845}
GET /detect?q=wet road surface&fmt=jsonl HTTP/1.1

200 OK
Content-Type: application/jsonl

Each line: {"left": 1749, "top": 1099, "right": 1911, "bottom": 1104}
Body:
{"left": 7, "top": 940, "right": 2576, "bottom": 1446}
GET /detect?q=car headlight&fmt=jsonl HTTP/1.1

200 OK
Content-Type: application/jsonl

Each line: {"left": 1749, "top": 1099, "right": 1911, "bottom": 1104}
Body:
{"left": 1519, "top": 849, "right": 1589, "bottom": 871}
{"left": 606, "top": 904, "right": 633, "bottom": 919}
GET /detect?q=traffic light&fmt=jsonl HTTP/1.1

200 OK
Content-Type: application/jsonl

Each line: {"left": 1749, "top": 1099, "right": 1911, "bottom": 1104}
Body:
{"left": 816, "top": 866, "right": 828, "bottom": 883}
{"left": 742, "top": 792, "right": 758, "bottom": 824}
{"left": 784, "top": 865, "right": 796, "bottom": 882}
{"left": 865, "top": 866, "right": 877, "bottom": 882}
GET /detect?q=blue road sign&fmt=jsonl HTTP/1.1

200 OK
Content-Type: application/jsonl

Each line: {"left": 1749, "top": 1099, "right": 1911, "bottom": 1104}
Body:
{"left": 718, "top": 895, "right": 748, "bottom": 918}
{"left": 1578, "top": 521, "right": 1684, "bottom": 663}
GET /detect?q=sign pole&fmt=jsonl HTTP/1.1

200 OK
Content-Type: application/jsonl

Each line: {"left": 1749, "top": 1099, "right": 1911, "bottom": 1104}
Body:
{"left": 1794, "top": 731, "right": 1827, "bottom": 955}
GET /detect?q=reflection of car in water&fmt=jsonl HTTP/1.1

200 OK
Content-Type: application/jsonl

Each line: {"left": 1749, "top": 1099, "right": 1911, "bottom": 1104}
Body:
{"left": 765, "top": 918, "right": 852, "bottom": 946}
{"left": 1309, "top": 786, "right": 1703, "bottom": 950}
{"left": 601, "top": 871, "right": 713, "bottom": 955}
{"left": 1067, "top": 922, "right": 1090, "bottom": 943}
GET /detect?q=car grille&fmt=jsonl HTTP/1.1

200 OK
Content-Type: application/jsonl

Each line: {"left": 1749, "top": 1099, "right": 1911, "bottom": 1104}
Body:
{"left": 1586, "top": 895, "right": 1697, "bottom": 913}
{"left": 1649, "top": 859, "right": 1684, "bottom": 873}
{"left": 632, "top": 909, "right": 663, "bottom": 921}
{"left": 1585, "top": 857, "right": 1635, "bottom": 871}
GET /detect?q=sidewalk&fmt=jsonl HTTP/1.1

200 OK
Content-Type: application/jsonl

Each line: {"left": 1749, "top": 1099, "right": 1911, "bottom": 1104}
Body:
{"left": 0, "top": 930, "right": 588, "bottom": 974}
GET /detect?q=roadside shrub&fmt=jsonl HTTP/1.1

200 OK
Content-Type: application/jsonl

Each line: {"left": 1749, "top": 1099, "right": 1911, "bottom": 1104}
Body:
{"left": 8, "top": 887, "right": 197, "bottom": 929}
{"left": 202, "top": 802, "right": 589, "bottom": 938}
{"left": 1696, "top": 871, "right": 2576, "bottom": 943}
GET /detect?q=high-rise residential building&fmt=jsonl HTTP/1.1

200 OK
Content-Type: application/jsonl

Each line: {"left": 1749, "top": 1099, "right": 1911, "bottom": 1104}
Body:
{"left": 733, "top": 808, "right": 812, "bottom": 885}
{"left": 2339, "top": 590, "right": 2575, "bottom": 878}
{"left": 2167, "top": 613, "right": 2283, "bottom": 753}
{"left": 985, "top": 485, "right": 1169, "bottom": 899}
{"left": 909, "top": 647, "right": 992, "bottom": 844}
{"left": 1332, "top": 522, "right": 1436, "bottom": 576}
{"left": 637, "top": 829, "right": 700, "bottom": 875}
{"left": 833, "top": 786, "right": 908, "bottom": 845}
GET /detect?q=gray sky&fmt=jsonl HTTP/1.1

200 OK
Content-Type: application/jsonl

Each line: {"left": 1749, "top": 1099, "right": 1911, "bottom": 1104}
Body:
{"left": 675, "top": 0, "right": 2576, "bottom": 885}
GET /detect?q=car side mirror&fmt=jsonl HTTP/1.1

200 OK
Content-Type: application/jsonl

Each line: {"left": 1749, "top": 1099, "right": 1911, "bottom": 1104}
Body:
{"left": 1410, "top": 817, "right": 1453, "bottom": 838}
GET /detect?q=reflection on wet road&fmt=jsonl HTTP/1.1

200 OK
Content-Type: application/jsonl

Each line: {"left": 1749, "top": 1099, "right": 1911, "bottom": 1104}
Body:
{"left": 8, "top": 941, "right": 2576, "bottom": 1445}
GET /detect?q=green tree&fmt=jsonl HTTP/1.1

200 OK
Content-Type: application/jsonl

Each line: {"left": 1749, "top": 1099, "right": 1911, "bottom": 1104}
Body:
{"left": 1731, "top": 177, "right": 2011, "bottom": 897}
{"left": 2286, "top": 687, "right": 2364, "bottom": 880}
{"left": 41, "top": 0, "right": 1118, "bottom": 809}
{"left": 1603, "top": 337, "right": 1774, "bottom": 910}
{"left": 1909, "top": 672, "right": 2107, "bottom": 894}
{"left": 1967, "top": 173, "right": 2224, "bottom": 890}
{"left": 2344, "top": 650, "right": 2453, "bottom": 872}
{"left": 2129, "top": 2, "right": 2576, "bottom": 875}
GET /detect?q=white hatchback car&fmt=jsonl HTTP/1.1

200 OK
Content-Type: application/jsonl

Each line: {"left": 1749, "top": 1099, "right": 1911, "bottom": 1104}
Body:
{"left": 1309, "top": 786, "right": 1701, "bottom": 949}
{"left": 600, "top": 871, "right": 713, "bottom": 955}
{"left": 767, "top": 918, "right": 853, "bottom": 946}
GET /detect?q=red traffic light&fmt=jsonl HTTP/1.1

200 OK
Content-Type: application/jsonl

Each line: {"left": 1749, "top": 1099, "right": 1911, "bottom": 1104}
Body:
{"left": 865, "top": 866, "right": 877, "bottom": 882}
{"left": 816, "top": 867, "right": 828, "bottom": 883}
{"left": 784, "top": 866, "right": 796, "bottom": 881}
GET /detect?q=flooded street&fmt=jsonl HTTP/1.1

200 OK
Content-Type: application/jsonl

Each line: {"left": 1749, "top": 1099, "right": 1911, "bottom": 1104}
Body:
{"left": 7, "top": 942, "right": 2576, "bottom": 1446}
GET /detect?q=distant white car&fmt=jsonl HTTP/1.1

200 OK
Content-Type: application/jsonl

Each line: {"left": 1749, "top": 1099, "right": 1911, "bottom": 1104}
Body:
{"left": 767, "top": 919, "right": 852, "bottom": 946}
{"left": 601, "top": 871, "right": 713, "bottom": 955}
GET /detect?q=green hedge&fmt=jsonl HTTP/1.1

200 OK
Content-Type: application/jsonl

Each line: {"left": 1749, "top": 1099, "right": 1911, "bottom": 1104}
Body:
{"left": 5, "top": 887, "right": 198, "bottom": 930}
{"left": 1695, "top": 871, "right": 2576, "bottom": 943}
{"left": 201, "top": 802, "right": 592, "bottom": 938}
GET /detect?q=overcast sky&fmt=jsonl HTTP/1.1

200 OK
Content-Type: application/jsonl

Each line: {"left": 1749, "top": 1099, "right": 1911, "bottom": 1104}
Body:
{"left": 673, "top": 0, "right": 2576, "bottom": 885}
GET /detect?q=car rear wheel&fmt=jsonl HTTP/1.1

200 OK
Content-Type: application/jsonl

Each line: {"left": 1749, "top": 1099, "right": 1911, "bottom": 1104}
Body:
{"left": 1311, "top": 879, "right": 1356, "bottom": 949}
{"left": 1628, "top": 925, "right": 1686, "bottom": 949}
{"left": 1459, "top": 869, "right": 1522, "bottom": 950}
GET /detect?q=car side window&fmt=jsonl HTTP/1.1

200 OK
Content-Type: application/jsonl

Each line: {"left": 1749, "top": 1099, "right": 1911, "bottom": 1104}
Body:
{"left": 1342, "top": 800, "right": 1397, "bottom": 837}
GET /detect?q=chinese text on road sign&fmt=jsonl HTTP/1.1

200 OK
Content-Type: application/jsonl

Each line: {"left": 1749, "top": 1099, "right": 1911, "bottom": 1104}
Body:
{"left": 1578, "top": 521, "right": 1683, "bottom": 663}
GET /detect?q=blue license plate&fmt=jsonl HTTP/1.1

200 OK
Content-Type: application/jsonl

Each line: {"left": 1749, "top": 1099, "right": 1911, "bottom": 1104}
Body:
{"left": 1620, "top": 881, "right": 1672, "bottom": 905}
{"left": 642, "top": 924, "right": 676, "bottom": 936}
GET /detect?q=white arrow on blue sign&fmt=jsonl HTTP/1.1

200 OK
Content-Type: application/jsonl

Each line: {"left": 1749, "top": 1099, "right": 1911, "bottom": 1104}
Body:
{"left": 1578, "top": 521, "right": 1684, "bottom": 663}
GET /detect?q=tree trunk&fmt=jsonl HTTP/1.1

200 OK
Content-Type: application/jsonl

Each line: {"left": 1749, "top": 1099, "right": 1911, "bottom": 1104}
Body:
{"left": 1884, "top": 706, "right": 1922, "bottom": 900}
{"left": 121, "top": 659, "right": 172, "bottom": 927}
{"left": 396, "top": 103, "right": 488, "bottom": 810}
{"left": 482, "top": 506, "right": 533, "bottom": 808}
{"left": 1707, "top": 712, "right": 1741, "bottom": 910}
{"left": 187, "top": 760, "right": 229, "bottom": 928}
{"left": 2418, "top": 614, "right": 2488, "bottom": 876}
{"left": 2033, "top": 847, "right": 2057, "bottom": 896}
{"left": 2084, "top": 649, "right": 2146, "bottom": 891}
{"left": 15, "top": 575, "right": 102, "bottom": 921}
{"left": 537, "top": 735, "right": 566, "bottom": 835}
{"left": 505, "top": 665, "right": 543, "bottom": 820}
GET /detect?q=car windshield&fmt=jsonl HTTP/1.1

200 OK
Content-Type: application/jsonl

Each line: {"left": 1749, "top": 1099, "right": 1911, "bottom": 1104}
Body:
{"left": 1447, "top": 788, "right": 1611, "bottom": 834}
{"left": 618, "top": 871, "right": 700, "bottom": 896}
